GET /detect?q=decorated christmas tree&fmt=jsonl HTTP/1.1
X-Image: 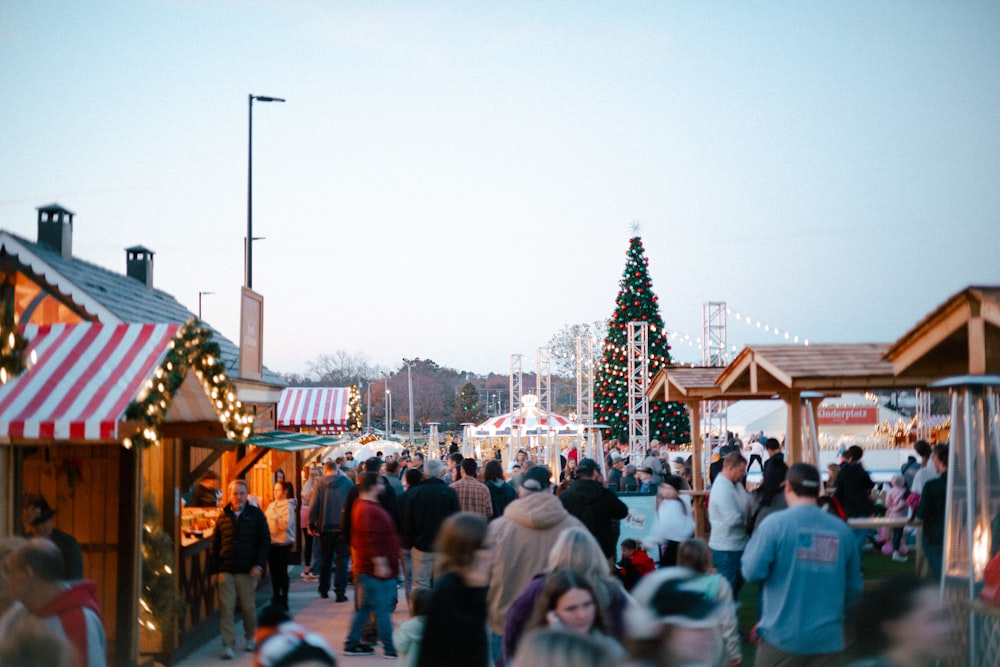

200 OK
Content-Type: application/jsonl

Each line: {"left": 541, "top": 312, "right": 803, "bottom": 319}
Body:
{"left": 594, "top": 235, "right": 690, "bottom": 446}
{"left": 348, "top": 384, "right": 363, "bottom": 432}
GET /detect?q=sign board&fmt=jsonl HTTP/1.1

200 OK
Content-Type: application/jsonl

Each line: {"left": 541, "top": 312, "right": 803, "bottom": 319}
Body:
{"left": 239, "top": 287, "right": 264, "bottom": 381}
{"left": 617, "top": 492, "right": 658, "bottom": 561}
{"left": 817, "top": 405, "right": 877, "bottom": 425}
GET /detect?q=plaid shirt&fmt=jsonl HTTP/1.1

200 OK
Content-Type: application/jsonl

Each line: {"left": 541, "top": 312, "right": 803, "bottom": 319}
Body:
{"left": 449, "top": 476, "right": 493, "bottom": 519}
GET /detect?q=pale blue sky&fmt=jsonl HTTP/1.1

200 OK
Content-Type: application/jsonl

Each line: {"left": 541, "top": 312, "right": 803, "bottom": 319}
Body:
{"left": 2, "top": 1, "right": 998, "bottom": 376}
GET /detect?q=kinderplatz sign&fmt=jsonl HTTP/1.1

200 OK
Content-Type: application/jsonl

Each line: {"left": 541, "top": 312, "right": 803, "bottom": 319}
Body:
{"left": 816, "top": 405, "right": 878, "bottom": 425}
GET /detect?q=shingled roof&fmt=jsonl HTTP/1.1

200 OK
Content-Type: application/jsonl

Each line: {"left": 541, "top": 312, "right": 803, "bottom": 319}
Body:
{"left": 0, "top": 229, "right": 285, "bottom": 387}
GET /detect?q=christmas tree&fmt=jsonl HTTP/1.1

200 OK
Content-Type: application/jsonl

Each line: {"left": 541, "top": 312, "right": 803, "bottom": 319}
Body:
{"left": 594, "top": 235, "right": 690, "bottom": 446}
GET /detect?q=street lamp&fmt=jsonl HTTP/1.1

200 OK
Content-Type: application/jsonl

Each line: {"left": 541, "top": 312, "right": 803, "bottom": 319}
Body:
{"left": 403, "top": 358, "right": 416, "bottom": 445}
{"left": 247, "top": 94, "right": 285, "bottom": 289}
{"left": 197, "top": 291, "right": 214, "bottom": 319}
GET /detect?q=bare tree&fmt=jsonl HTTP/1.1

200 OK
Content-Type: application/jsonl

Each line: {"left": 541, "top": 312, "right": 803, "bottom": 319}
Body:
{"left": 545, "top": 320, "right": 608, "bottom": 377}
{"left": 305, "top": 350, "right": 381, "bottom": 386}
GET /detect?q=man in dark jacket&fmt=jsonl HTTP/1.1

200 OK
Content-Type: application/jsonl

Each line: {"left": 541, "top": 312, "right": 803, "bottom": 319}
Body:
{"left": 401, "top": 458, "right": 460, "bottom": 589}
{"left": 558, "top": 457, "right": 629, "bottom": 560}
{"left": 209, "top": 479, "right": 270, "bottom": 658}
{"left": 309, "top": 458, "right": 354, "bottom": 602}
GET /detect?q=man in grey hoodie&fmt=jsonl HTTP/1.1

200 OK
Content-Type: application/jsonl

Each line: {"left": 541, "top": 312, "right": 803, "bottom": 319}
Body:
{"left": 484, "top": 465, "right": 582, "bottom": 666}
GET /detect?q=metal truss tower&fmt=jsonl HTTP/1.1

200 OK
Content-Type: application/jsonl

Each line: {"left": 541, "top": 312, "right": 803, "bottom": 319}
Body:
{"left": 702, "top": 302, "right": 729, "bottom": 446}
{"left": 536, "top": 347, "right": 552, "bottom": 413}
{"left": 575, "top": 336, "right": 594, "bottom": 426}
{"left": 915, "top": 387, "right": 932, "bottom": 442}
{"left": 627, "top": 322, "right": 650, "bottom": 454}
{"left": 509, "top": 353, "right": 523, "bottom": 414}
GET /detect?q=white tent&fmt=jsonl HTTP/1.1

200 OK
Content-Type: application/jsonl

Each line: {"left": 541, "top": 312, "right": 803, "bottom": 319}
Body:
{"left": 726, "top": 394, "right": 907, "bottom": 442}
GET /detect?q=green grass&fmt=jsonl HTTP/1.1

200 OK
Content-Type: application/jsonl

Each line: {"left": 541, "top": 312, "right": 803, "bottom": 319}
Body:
{"left": 735, "top": 549, "right": 918, "bottom": 664}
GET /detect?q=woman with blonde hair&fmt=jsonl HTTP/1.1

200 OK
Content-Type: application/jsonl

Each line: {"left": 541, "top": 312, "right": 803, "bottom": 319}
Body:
{"left": 502, "top": 527, "right": 631, "bottom": 663}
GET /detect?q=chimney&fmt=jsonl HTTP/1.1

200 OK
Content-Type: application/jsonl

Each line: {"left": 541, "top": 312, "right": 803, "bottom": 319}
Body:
{"left": 36, "top": 204, "right": 74, "bottom": 258}
{"left": 125, "top": 246, "right": 155, "bottom": 288}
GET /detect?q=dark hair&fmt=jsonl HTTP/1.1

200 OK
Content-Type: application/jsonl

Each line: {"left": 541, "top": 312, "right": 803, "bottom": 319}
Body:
{"left": 199, "top": 470, "right": 220, "bottom": 481}
{"left": 526, "top": 569, "right": 607, "bottom": 635}
{"left": 764, "top": 438, "right": 781, "bottom": 453}
{"left": 434, "top": 512, "right": 488, "bottom": 577}
{"left": 359, "top": 472, "right": 381, "bottom": 493}
{"left": 621, "top": 538, "right": 638, "bottom": 550}
{"left": 461, "top": 458, "right": 478, "bottom": 477}
{"left": 385, "top": 459, "right": 400, "bottom": 474}
{"left": 450, "top": 452, "right": 464, "bottom": 466}
{"left": 846, "top": 445, "right": 864, "bottom": 462}
{"left": 281, "top": 481, "right": 295, "bottom": 500}
{"left": 404, "top": 469, "right": 423, "bottom": 489}
{"left": 364, "top": 457, "right": 383, "bottom": 473}
{"left": 483, "top": 459, "right": 505, "bottom": 483}
{"left": 933, "top": 444, "right": 949, "bottom": 466}
{"left": 786, "top": 463, "right": 822, "bottom": 498}
{"left": 914, "top": 439, "right": 932, "bottom": 458}
{"left": 852, "top": 575, "right": 934, "bottom": 656}
{"left": 408, "top": 587, "right": 433, "bottom": 617}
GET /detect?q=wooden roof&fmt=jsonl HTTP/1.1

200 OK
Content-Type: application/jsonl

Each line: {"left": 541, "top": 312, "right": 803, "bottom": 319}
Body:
{"left": 885, "top": 285, "right": 1000, "bottom": 378}
{"left": 648, "top": 366, "right": 767, "bottom": 402}
{"left": 714, "top": 343, "right": 927, "bottom": 394}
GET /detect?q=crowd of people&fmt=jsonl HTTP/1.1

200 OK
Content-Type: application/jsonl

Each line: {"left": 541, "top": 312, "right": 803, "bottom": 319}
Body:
{"left": 0, "top": 435, "right": 961, "bottom": 667}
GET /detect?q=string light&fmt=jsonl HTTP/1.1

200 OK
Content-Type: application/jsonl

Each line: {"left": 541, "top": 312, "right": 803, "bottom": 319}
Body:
{"left": 124, "top": 318, "right": 254, "bottom": 449}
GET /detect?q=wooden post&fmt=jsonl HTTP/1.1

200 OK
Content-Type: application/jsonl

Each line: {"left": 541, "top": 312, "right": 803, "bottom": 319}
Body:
{"left": 116, "top": 443, "right": 141, "bottom": 667}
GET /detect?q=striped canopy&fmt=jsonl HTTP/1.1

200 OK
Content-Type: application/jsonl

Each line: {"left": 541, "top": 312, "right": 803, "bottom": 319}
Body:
{"left": 474, "top": 395, "right": 581, "bottom": 436}
{"left": 0, "top": 322, "right": 182, "bottom": 441}
{"left": 278, "top": 387, "right": 351, "bottom": 431}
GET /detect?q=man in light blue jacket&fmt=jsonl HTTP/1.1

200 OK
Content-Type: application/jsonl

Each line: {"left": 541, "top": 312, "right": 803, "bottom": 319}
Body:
{"left": 742, "top": 463, "right": 862, "bottom": 666}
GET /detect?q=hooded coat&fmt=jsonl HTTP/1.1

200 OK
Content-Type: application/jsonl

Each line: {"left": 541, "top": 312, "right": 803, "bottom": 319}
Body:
{"left": 558, "top": 478, "right": 629, "bottom": 558}
{"left": 485, "top": 490, "right": 583, "bottom": 634}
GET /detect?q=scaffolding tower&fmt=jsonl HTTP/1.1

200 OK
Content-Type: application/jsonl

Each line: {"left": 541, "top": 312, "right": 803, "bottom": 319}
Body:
{"left": 536, "top": 347, "right": 552, "bottom": 413}
{"left": 575, "top": 336, "right": 594, "bottom": 426}
{"left": 509, "top": 353, "right": 523, "bottom": 415}
{"left": 702, "top": 302, "right": 729, "bottom": 447}
{"left": 627, "top": 322, "right": 650, "bottom": 455}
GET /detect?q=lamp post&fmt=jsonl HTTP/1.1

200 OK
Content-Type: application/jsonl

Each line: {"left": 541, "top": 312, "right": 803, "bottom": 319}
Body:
{"left": 247, "top": 94, "right": 285, "bottom": 289}
{"left": 197, "top": 291, "right": 214, "bottom": 319}
{"left": 403, "top": 358, "right": 416, "bottom": 445}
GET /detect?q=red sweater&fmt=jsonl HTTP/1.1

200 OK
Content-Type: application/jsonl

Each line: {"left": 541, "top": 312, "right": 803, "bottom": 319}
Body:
{"left": 350, "top": 499, "right": 401, "bottom": 579}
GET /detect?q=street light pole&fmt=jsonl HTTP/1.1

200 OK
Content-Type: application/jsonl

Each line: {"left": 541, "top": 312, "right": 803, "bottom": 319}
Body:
{"left": 247, "top": 94, "right": 285, "bottom": 289}
{"left": 403, "top": 358, "right": 415, "bottom": 445}
{"left": 198, "top": 291, "right": 214, "bottom": 319}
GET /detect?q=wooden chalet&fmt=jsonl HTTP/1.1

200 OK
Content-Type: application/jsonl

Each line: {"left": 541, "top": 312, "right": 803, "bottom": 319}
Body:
{"left": 0, "top": 204, "right": 302, "bottom": 665}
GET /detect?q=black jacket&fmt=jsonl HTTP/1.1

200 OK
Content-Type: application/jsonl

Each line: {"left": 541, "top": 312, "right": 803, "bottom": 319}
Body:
{"left": 835, "top": 461, "right": 875, "bottom": 518}
{"left": 209, "top": 503, "right": 270, "bottom": 574}
{"left": 402, "top": 478, "right": 460, "bottom": 551}
{"left": 559, "top": 478, "right": 629, "bottom": 558}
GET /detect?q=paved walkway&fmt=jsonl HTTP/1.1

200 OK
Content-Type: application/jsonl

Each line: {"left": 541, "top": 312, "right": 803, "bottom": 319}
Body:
{"left": 174, "top": 566, "right": 409, "bottom": 666}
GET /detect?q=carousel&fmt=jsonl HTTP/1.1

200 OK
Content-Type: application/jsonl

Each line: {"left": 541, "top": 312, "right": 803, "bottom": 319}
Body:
{"left": 469, "top": 394, "right": 605, "bottom": 479}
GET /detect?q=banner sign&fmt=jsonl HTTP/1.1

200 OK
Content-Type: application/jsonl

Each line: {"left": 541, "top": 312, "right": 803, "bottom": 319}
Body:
{"left": 817, "top": 405, "right": 877, "bottom": 425}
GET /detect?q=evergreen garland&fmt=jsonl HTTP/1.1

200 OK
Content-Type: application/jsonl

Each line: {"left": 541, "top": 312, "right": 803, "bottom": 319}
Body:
{"left": 124, "top": 318, "right": 253, "bottom": 449}
{"left": 139, "top": 491, "right": 186, "bottom": 632}
{"left": 594, "top": 236, "right": 690, "bottom": 445}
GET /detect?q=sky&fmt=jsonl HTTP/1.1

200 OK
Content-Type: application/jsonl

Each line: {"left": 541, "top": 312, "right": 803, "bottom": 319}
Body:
{"left": 2, "top": 1, "right": 999, "bottom": 378}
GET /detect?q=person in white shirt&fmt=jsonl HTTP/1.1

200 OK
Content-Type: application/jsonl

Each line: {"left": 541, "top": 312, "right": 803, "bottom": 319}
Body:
{"left": 707, "top": 452, "right": 750, "bottom": 598}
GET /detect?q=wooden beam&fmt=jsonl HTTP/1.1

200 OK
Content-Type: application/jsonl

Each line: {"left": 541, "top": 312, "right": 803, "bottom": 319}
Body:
{"left": 183, "top": 445, "right": 226, "bottom": 490}
{"left": 785, "top": 395, "right": 803, "bottom": 465}
{"left": 115, "top": 443, "right": 141, "bottom": 667}
{"left": 890, "top": 300, "right": 971, "bottom": 376}
{"left": 969, "top": 317, "right": 986, "bottom": 375}
{"left": 233, "top": 447, "right": 269, "bottom": 480}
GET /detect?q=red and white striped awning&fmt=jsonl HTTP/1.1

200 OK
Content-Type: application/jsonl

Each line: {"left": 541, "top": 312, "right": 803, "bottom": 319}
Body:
{"left": 278, "top": 387, "right": 350, "bottom": 430}
{"left": 0, "top": 322, "right": 181, "bottom": 441}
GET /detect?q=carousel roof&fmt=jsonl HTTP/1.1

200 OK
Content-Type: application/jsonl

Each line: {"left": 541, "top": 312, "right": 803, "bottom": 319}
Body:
{"left": 474, "top": 394, "right": 581, "bottom": 435}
